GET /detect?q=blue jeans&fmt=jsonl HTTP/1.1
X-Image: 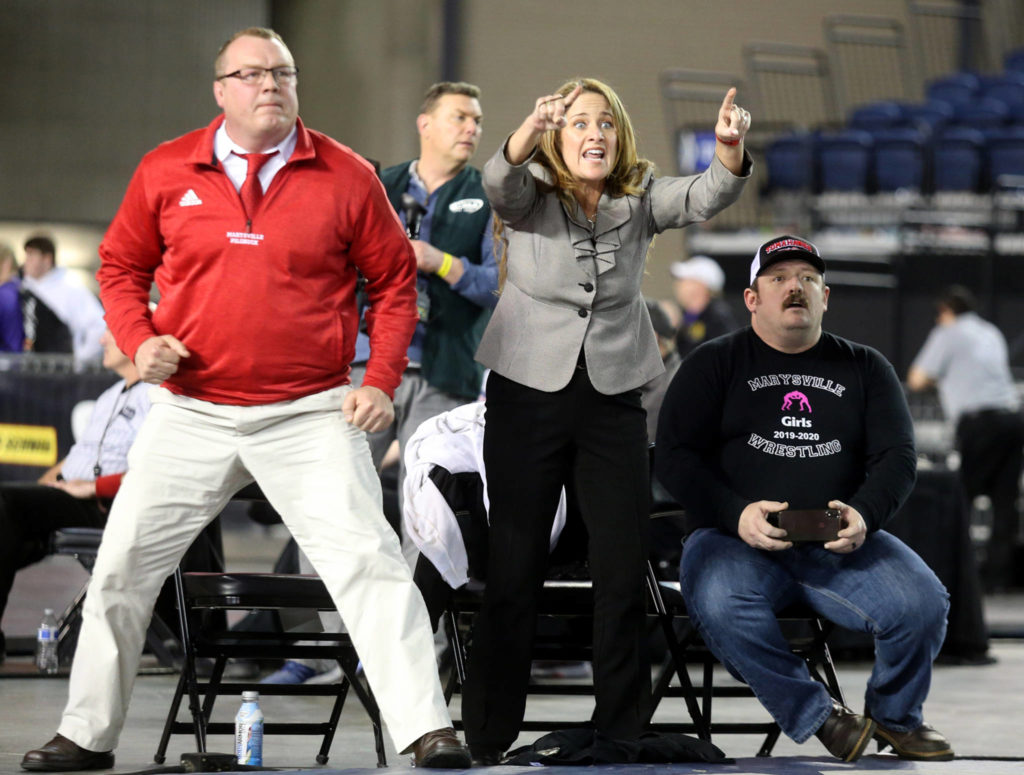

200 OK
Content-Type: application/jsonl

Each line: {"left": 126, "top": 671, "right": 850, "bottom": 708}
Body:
{"left": 680, "top": 528, "right": 949, "bottom": 743}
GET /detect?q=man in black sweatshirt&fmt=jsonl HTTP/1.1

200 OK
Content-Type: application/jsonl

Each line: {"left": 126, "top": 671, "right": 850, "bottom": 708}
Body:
{"left": 655, "top": 235, "right": 953, "bottom": 763}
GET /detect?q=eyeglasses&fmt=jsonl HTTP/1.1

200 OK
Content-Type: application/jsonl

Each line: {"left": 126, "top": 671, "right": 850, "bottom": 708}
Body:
{"left": 216, "top": 66, "right": 299, "bottom": 86}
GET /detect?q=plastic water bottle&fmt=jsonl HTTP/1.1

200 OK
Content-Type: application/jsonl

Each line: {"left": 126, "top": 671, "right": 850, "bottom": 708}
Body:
{"left": 35, "top": 608, "right": 59, "bottom": 674}
{"left": 235, "top": 690, "right": 264, "bottom": 766}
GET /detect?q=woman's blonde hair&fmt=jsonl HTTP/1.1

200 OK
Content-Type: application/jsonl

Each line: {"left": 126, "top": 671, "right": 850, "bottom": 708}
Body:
{"left": 537, "top": 77, "right": 653, "bottom": 210}
{"left": 495, "top": 77, "right": 655, "bottom": 289}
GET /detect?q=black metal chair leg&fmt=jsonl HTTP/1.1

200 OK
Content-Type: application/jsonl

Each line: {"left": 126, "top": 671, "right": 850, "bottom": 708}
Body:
{"left": 653, "top": 613, "right": 710, "bottom": 739}
{"left": 315, "top": 672, "right": 350, "bottom": 764}
{"left": 757, "top": 725, "right": 783, "bottom": 757}
{"left": 172, "top": 567, "right": 206, "bottom": 752}
{"left": 445, "top": 608, "right": 467, "bottom": 685}
{"left": 154, "top": 670, "right": 187, "bottom": 763}
{"left": 337, "top": 649, "right": 387, "bottom": 767}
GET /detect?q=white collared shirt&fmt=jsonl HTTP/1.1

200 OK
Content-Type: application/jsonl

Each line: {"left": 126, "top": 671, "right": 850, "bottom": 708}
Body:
{"left": 214, "top": 123, "right": 298, "bottom": 193}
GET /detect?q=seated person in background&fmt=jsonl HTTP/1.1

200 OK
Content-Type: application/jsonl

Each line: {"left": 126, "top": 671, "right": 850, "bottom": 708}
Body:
{"left": 0, "top": 243, "right": 24, "bottom": 352}
{"left": 0, "top": 330, "right": 148, "bottom": 662}
{"left": 656, "top": 235, "right": 953, "bottom": 763}
{"left": 19, "top": 235, "right": 106, "bottom": 364}
{"left": 670, "top": 254, "right": 738, "bottom": 360}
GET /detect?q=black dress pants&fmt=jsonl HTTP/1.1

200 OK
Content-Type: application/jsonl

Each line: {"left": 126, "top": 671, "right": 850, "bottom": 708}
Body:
{"left": 0, "top": 483, "right": 106, "bottom": 638}
{"left": 461, "top": 368, "right": 651, "bottom": 750}
{"left": 957, "top": 408, "right": 1024, "bottom": 589}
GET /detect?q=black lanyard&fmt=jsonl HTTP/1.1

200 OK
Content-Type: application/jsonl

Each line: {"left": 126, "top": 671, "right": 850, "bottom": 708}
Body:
{"left": 93, "top": 382, "right": 137, "bottom": 478}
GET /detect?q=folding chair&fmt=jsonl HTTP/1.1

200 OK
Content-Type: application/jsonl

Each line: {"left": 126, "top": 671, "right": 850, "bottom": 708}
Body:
{"left": 641, "top": 498, "right": 845, "bottom": 757}
{"left": 154, "top": 484, "right": 385, "bottom": 766}
{"left": 646, "top": 562, "right": 845, "bottom": 756}
{"left": 415, "top": 465, "right": 709, "bottom": 738}
{"left": 154, "top": 570, "right": 386, "bottom": 767}
{"left": 50, "top": 524, "right": 217, "bottom": 668}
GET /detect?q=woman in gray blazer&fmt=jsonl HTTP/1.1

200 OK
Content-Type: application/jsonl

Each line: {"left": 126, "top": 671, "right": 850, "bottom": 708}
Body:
{"left": 462, "top": 77, "right": 751, "bottom": 763}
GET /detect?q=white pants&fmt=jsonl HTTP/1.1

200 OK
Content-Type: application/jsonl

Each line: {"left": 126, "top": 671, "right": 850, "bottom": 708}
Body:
{"left": 57, "top": 386, "right": 451, "bottom": 754}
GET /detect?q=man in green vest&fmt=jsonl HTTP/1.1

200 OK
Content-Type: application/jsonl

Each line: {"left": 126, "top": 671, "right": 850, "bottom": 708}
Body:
{"left": 372, "top": 80, "right": 495, "bottom": 511}
{"left": 263, "top": 83, "right": 495, "bottom": 686}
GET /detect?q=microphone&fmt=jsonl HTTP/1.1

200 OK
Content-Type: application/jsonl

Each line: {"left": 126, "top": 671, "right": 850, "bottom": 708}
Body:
{"left": 401, "top": 193, "right": 427, "bottom": 240}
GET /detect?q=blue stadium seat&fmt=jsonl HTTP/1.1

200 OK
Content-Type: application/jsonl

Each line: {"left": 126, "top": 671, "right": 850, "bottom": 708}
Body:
{"left": 871, "top": 128, "right": 928, "bottom": 193}
{"left": 1005, "top": 101, "right": 1024, "bottom": 124}
{"left": 1005, "top": 48, "right": 1024, "bottom": 74}
{"left": 764, "top": 132, "right": 816, "bottom": 192}
{"left": 979, "top": 72, "right": 1024, "bottom": 108}
{"left": 951, "top": 98, "right": 1011, "bottom": 130}
{"left": 925, "top": 72, "right": 981, "bottom": 106}
{"left": 901, "top": 100, "right": 954, "bottom": 134}
{"left": 986, "top": 126, "right": 1024, "bottom": 187}
{"left": 848, "top": 101, "right": 905, "bottom": 131}
{"left": 932, "top": 127, "right": 986, "bottom": 191}
{"left": 817, "top": 130, "right": 873, "bottom": 192}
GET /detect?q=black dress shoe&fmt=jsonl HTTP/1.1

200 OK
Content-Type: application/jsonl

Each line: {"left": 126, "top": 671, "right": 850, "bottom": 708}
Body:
{"left": 21, "top": 734, "right": 114, "bottom": 772}
{"left": 411, "top": 727, "right": 472, "bottom": 768}
{"left": 874, "top": 721, "right": 954, "bottom": 761}
{"left": 469, "top": 746, "right": 504, "bottom": 767}
{"left": 814, "top": 700, "right": 876, "bottom": 762}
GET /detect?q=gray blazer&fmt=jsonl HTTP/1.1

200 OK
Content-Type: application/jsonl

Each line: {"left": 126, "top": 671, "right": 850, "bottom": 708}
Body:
{"left": 476, "top": 143, "right": 750, "bottom": 394}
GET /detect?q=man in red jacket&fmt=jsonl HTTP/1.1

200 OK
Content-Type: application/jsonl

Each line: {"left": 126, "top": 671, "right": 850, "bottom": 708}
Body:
{"left": 22, "top": 27, "right": 469, "bottom": 772}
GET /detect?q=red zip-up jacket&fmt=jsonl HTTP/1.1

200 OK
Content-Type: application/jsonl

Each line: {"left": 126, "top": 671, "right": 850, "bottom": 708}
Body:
{"left": 98, "top": 115, "right": 417, "bottom": 405}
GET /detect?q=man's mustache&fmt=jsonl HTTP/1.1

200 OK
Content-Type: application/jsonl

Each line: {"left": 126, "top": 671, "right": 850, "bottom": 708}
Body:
{"left": 784, "top": 293, "right": 807, "bottom": 308}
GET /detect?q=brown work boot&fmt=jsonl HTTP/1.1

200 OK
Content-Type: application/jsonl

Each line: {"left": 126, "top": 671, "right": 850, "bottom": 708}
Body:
{"left": 874, "top": 720, "right": 954, "bottom": 761}
{"left": 814, "top": 700, "right": 876, "bottom": 762}
{"left": 21, "top": 734, "right": 114, "bottom": 772}
{"left": 410, "top": 727, "right": 472, "bottom": 768}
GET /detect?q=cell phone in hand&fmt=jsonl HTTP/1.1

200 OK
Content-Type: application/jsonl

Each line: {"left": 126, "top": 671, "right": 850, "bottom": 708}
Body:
{"left": 766, "top": 508, "right": 842, "bottom": 542}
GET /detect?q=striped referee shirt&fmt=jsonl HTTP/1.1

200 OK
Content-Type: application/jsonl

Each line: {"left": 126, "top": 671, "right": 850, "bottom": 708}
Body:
{"left": 61, "top": 380, "right": 151, "bottom": 481}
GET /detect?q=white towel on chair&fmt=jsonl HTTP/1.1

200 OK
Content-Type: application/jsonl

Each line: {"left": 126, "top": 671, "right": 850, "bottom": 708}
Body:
{"left": 403, "top": 401, "right": 566, "bottom": 588}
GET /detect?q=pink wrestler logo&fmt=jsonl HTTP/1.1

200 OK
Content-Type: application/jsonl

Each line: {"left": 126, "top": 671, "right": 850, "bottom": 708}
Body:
{"left": 781, "top": 390, "right": 812, "bottom": 413}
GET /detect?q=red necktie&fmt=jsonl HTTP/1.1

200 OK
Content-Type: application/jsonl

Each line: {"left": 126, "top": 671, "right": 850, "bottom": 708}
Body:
{"left": 238, "top": 151, "right": 277, "bottom": 222}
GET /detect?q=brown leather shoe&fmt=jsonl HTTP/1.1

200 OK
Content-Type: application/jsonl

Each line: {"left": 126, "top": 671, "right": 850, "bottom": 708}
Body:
{"left": 874, "top": 721, "right": 954, "bottom": 761}
{"left": 411, "top": 727, "right": 472, "bottom": 768}
{"left": 814, "top": 700, "right": 876, "bottom": 762}
{"left": 21, "top": 734, "right": 114, "bottom": 772}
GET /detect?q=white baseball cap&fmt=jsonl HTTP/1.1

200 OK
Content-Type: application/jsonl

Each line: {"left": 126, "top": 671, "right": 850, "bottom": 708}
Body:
{"left": 669, "top": 255, "right": 725, "bottom": 293}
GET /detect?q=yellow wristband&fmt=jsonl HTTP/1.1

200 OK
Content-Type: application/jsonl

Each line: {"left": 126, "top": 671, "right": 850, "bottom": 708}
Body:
{"left": 436, "top": 252, "right": 455, "bottom": 279}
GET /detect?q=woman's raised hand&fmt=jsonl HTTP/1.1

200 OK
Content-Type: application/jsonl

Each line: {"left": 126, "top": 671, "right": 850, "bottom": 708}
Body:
{"left": 715, "top": 87, "right": 751, "bottom": 146}
{"left": 528, "top": 82, "right": 584, "bottom": 132}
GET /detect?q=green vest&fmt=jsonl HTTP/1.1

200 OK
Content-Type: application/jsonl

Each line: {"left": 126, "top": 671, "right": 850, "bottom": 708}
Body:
{"left": 381, "top": 162, "right": 492, "bottom": 399}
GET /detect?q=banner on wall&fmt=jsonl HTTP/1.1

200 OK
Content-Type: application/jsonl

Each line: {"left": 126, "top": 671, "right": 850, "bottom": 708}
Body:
{"left": 0, "top": 357, "right": 116, "bottom": 481}
{"left": 676, "top": 129, "right": 717, "bottom": 175}
{"left": 0, "top": 423, "right": 58, "bottom": 466}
